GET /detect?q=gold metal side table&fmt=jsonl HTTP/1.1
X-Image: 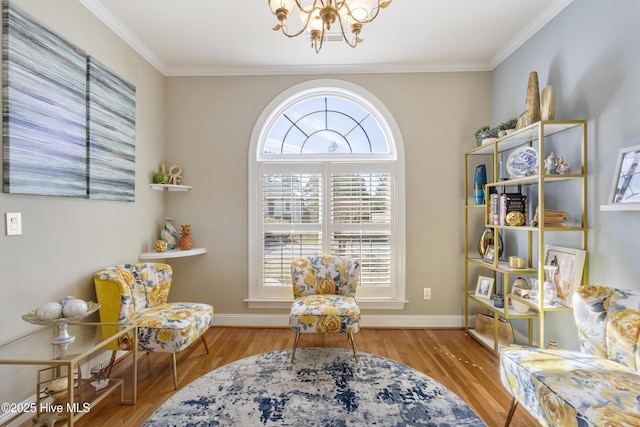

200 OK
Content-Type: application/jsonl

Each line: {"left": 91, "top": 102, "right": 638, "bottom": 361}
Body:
{"left": 0, "top": 322, "right": 137, "bottom": 426}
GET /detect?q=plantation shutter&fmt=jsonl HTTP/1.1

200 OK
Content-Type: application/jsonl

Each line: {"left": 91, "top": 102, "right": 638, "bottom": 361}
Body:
{"left": 261, "top": 170, "right": 392, "bottom": 290}
{"left": 262, "top": 172, "right": 322, "bottom": 287}
{"left": 330, "top": 172, "right": 392, "bottom": 287}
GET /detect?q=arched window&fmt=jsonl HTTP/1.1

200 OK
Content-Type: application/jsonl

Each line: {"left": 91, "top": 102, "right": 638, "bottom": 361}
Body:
{"left": 248, "top": 80, "right": 405, "bottom": 308}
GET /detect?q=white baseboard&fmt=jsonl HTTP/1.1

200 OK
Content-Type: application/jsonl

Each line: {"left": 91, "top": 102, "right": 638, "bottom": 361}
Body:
{"left": 0, "top": 394, "right": 37, "bottom": 426}
{"left": 212, "top": 314, "right": 466, "bottom": 328}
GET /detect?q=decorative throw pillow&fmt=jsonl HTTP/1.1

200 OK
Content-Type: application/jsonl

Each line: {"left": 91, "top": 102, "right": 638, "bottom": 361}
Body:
{"left": 572, "top": 285, "right": 614, "bottom": 357}
{"left": 606, "top": 308, "right": 640, "bottom": 371}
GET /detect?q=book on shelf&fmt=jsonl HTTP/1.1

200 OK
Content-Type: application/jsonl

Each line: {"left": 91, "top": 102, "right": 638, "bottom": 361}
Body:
{"left": 531, "top": 208, "right": 574, "bottom": 227}
{"left": 488, "top": 193, "right": 499, "bottom": 225}
{"left": 499, "top": 193, "right": 528, "bottom": 226}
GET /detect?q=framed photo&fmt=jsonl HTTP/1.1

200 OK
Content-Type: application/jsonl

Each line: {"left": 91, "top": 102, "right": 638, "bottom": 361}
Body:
{"left": 475, "top": 276, "right": 495, "bottom": 300}
{"left": 544, "top": 245, "right": 587, "bottom": 307}
{"left": 483, "top": 245, "right": 495, "bottom": 264}
{"left": 608, "top": 144, "right": 640, "bottom": 204}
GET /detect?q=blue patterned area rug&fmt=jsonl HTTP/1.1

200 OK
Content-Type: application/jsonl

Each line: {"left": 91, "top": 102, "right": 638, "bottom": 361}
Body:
{"left": 143, "top": 348, "right": 486, "bottom": 426}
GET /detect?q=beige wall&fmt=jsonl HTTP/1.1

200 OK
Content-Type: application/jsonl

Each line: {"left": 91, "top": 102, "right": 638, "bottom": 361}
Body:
{"left": 0, "top": 0, "right": 166, "bottom": 407}
{"left": 0, "top": 1, "right": 491, "bottom": 409}
{"left": 164, "top": 73, "right": 491, "bottom": 320}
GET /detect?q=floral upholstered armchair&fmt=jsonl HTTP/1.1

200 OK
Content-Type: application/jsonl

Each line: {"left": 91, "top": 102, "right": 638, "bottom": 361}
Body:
{"left": 501, "top": 285, "right": 640, "bottom": 426}
{"left": 289, "top": 255, "right": 360, "bottom": 363}
{"left": 94, "top": 263, "right": 213, "bottom": 389}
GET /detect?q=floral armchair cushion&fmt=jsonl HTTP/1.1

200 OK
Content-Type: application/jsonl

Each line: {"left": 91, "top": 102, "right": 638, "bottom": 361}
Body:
{"left": 94, "top": 263, "right": 213, "bottom": 354}
{"left": 289, "top": 256, "right": 360, "bottom": 334}
{"left": 501, "top": 347, "right": 640, "bottom": 426}
{"left": 291, "top": 256, "right": 359, "bottom": 298}
{"left": 501, "top": 284, "right": 640, "bottom": 426}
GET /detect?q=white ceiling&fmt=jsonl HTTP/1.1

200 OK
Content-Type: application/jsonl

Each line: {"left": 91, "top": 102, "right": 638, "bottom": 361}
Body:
{"left": 78, "top": 0, "right": 572, "bottom": 77}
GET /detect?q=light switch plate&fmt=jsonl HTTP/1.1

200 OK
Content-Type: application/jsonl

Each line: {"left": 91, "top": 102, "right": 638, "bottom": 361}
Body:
{"left": 5, "top": 212, "right": 22, "bottom": 235}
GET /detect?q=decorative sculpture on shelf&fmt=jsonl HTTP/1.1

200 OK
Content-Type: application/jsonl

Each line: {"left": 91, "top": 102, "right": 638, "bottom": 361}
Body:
{"left": 545, "top": 151, "right": 557, "bottom": 174}
{"left": 541, "top": 85, "right": 555, "bottom": 120}
{"left": 154, "top": 163, "right": 184, "bottom": 185}
{"left": 167, "top": 165, "right": 183, "bottom": 185}
{"left": 179, "top": 224, "right": 193, "bottom": 250}
{"left": 524, "top": 71, "right": 541, "bottom": 127}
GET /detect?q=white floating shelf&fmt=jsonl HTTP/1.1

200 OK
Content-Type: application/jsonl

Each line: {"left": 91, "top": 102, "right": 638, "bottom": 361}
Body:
{"left": 149, "top": 184, "right": 192, "bottom": 191}
{"left": 139, "top": 247, "right": 207, "bottom": 260}
{"left": 600, "top": 203, "right": 640, "bottom": 211}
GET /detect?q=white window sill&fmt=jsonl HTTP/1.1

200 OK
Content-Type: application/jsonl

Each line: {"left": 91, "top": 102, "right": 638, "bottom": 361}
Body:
{"left": 245, "top": 298, "right": 408, "bottom": 310}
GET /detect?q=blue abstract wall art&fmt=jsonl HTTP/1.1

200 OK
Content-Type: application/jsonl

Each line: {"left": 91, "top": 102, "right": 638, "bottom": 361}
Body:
{"left": 87, "top": 56, "right": 136, "bottom": 202}
{"left": 2, "top": 1, "right": 136, "bottom": 201}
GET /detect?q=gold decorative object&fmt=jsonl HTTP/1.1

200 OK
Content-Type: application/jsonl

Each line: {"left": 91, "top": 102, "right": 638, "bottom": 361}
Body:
{"left": 505, "top": 211, "right": 526, "bottom": 226}
{"left": 179, "top": 224, "right": 193, "bottom": 250}
{"left": 541, "top": 85, "right": 555, "bottom": 120}
{"left": 524, "top": 71, "right": 540, "bottom": 127}
{"left": 268, "top": 0, "right": 392, "bottom": 53}
{"left": 509, "top": 256, "right": 526, "bottom": 269}
{"left": 154, "top": 239, "right": 168, "bottom": 252}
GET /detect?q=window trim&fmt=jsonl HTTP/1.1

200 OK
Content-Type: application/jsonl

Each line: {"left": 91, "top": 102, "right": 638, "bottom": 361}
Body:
{"left": 248, "top": 79, "right": 406, "bottom": 309}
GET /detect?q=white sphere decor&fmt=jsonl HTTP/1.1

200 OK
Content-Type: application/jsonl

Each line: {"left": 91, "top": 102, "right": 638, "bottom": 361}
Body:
{"left": 59, "top": 296, "right": 76, "bottom": 307}
{"left": 36, "top": 302, "right": 63, "bottom": 321}
{"left": 62, "top": 299, "right": 88, "bottom": 318}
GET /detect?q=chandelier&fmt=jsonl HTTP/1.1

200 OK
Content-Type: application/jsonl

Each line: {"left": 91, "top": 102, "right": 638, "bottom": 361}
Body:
{"left": 268, "top": 0, "right": 392, "bottom": 53}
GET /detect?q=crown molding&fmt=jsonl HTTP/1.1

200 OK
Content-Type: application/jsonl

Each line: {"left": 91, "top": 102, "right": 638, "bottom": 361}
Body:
{"left": 489, "top": 0, "right": 574, "bottom": 70}
{"left": 79, "top": 0, "right": 169, "bottom": 75}
{"left": 81, "top": 0, "right": 571, "bottom": 77}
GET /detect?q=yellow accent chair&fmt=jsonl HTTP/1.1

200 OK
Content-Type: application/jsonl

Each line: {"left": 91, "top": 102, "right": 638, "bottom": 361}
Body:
{"left": 94, "top": 262, "right": 213, "bottom": 389}
{"left": 289, "top": 255, "right": 360, "bottom": 363}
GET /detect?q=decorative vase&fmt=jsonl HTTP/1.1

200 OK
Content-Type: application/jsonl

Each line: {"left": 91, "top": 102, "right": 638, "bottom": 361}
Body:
{"left": 543, "top": 265, "right": 558, "bottom": 306}
{"left": 179, "top": 224, "right": 193, "bottom": 250}
{"left": 494, "top": 292, "right": 504, "bottom": 308}
{"left": 478, "top": 227, "right": 504, "bottom": 258}
{"left": 524, "top": 71, "right": 540, "bottom": 126}
{"left": 474, "top": 164, "right": 487, "bottom": 205}
{"left": 160, "top": 218, "right": 178, "bottom": 249}
{"left": 541, "top": 85, "right": 555, "bottom": 120}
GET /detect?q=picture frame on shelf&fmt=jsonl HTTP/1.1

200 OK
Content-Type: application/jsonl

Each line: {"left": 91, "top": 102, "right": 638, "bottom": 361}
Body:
{"left": 483, "top": 245, "right": 495, "bottom": 264}
{"left": 544, "top": 245, "right": 587, "bottom": 307}
{"left": 607, "top": 144, "right": 640, "bottom": 205}
{"left": 475, "top": 276, "right": 495, "bottom": 300}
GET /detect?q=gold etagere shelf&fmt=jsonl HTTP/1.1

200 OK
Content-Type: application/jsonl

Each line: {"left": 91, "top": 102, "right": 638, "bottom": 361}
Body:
{"left": 463, "top": 120, "right": 588, "bottom": 355}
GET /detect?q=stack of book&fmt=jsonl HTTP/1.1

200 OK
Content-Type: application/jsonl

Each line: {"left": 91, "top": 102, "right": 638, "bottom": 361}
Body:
{"left": 488, "top": 193, "right": 527, "bottom": 226}
{"left": 532, "top": 208, "right": 574, "bottom": 227}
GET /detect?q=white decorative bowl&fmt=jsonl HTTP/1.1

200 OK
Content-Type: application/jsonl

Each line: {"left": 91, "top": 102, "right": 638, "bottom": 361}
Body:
{"left": 22, "top": 302, "right": 101, "bottom": 344}
{"left": 511, "top": 300, "right": 530, "bottom": 314}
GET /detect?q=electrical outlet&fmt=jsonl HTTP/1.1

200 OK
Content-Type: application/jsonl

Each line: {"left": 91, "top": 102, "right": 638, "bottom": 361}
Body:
{"left": 423, "top": 288, "right": 431, "bottom": 300}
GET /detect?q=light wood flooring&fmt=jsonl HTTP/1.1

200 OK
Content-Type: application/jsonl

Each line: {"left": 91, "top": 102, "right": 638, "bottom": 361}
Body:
{"left": 64, "top": 327, "right": 537, "bottom": 427}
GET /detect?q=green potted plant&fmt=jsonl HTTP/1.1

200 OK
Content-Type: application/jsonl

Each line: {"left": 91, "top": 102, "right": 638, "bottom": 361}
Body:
{"left": 474, "top": 126, "right": 490, "bottom": 146}
{"left": 497, "top": 117, "right": 518, "bottom": 136}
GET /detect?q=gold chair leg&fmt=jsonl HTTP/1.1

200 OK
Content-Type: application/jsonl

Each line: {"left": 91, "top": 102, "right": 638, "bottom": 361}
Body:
{"left": 349, "top": 332, "right": 359, "bottom": 363}
{"left": 172, "top": 353, "right": 178, "bottom": 390}
{"left": 291, "top": 332, "right": 300, "bottom": 363}
{"left": 201, "top": 335, "right": 210, "bottom": 354}
{"left": 505, "top": 397, "right": 518, "bottom": 427}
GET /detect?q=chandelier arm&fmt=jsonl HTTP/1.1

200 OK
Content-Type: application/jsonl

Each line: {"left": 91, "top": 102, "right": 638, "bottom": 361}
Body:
{"left": 336, "top": 14, "right": 359, "bottom": 48}
{"left": 293, "top": 0, "right": 321, "bottom": 14}
{"left": 276, "top": 3, "right": 318, "bottom": 39}
{"left": 339, "top": 0, "right": 388, "bottom": 25}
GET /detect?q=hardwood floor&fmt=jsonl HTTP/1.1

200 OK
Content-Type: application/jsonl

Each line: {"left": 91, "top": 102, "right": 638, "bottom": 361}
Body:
{"left": 66, "top": 327, "right": 537, "bottom": 427}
